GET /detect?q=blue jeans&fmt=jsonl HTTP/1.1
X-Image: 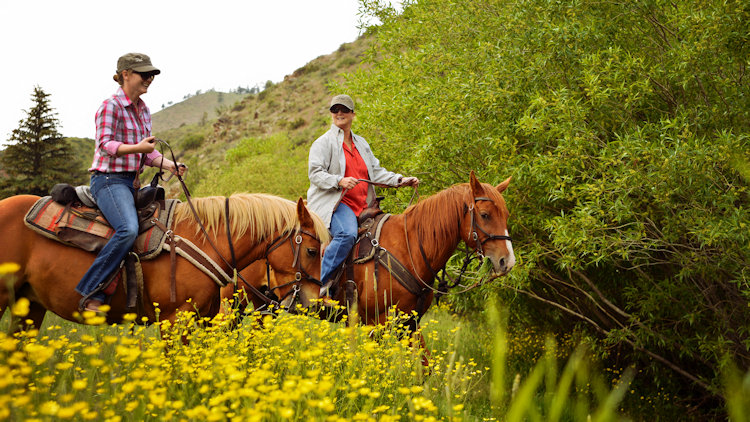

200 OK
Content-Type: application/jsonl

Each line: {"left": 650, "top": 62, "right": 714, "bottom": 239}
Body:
{"left": 75, "top": 173, "right": 139, "bottom": 302}
{"left": 320, "top": 203, "right": 358, "bottom": 294}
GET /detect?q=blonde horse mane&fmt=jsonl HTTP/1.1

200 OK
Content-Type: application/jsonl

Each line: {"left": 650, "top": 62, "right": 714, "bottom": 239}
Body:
{"left": 173, "top": 193, "right": 330, "bottom": 243}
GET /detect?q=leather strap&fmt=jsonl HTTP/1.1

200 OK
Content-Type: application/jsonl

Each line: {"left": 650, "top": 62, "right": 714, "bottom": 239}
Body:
{"left": 169, "top": 231, "right": 177, "bottom": 302}
{"left": 152, "top": 218, "right": 178, "bottom": 301}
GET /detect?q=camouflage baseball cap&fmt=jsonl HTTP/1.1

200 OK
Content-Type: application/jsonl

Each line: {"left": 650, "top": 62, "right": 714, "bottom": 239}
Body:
{"left": 116, "top": 53, "right": 160, "bottom": 74}
{"left": 329, "top": 94, "right": 355, "bottom": 111}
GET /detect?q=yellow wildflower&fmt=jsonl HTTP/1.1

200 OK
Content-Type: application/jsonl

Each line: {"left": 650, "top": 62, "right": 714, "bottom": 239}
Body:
{"left": 57, "top": 406, "right": 77, "bottom": 419}
{"left": 0, "top": 262, "right": 20, "bottom": 274}
{"left": 11, "top": 297, "right": 30, "bottom": 317}
{"left": 72, "top": 379, "right": 87, "bottom": 390}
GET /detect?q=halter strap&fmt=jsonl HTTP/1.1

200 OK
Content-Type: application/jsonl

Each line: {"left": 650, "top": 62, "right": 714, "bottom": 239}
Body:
{"left": 403, "top": 192, "right": 513, "bottom": 296}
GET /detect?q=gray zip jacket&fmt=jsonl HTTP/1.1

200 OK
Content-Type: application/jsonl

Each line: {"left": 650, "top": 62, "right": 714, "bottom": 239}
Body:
{"left": 307, "top": 124, "right": 402, "bottom": 227}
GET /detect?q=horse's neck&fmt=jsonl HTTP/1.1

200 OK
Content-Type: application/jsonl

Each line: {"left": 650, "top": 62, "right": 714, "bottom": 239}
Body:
{"left": 395, "top": 191, "right": 465, "bottom": 273}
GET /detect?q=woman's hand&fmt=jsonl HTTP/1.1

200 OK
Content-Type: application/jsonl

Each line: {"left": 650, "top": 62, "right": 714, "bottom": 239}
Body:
{"left": 174, "top": 163, "right": 188, "bottom": 177}
{"left": 166, "top": 161, "right": 188, "bottom": 177}
{"left": 115, "top": 136, "right": 157, "bottom": 157}
{"left": 338, "top": 176, "right": 359, "bottom": 190}
{"left": 398, "top": 176, "right": 420, "bottom": 187}
{"left": 152, "top": 156, "right": 187, "bottom": 177}
{"left": 136, "top": 136, "right": 157, "bottom": 153}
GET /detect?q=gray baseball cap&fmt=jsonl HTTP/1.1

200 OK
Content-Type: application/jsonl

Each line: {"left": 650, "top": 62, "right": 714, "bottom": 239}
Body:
{"left": 329, "top": 94, "right": 354, "bottom": 111}
{"left": 117, "top": 53, "right": 160, "bottom": 74}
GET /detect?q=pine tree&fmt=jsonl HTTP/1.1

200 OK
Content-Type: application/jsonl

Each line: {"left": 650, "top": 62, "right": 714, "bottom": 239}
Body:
{"left": 0, "top": 86, "right": 82, "bottom": 197}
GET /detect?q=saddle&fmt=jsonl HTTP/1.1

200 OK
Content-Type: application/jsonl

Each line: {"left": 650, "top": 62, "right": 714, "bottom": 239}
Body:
{"left": 328, "top": 198, "right": 432, "bottom": 319}
{"left": 24, "top": 189, "right": 178, "bottom": 315}
{"left": 25, "top": 190, "right": 175, "bottom": 258}
{"left": 25, "top": 188, "right": 234, "bottom": 310}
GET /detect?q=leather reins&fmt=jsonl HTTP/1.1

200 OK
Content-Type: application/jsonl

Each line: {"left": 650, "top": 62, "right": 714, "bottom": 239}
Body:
{"left": 334, "top": 178, "right": 512, "bottom": 297}
{"left": 154, "top": 139, "right": 311, "bottom": 310}
{"left": 404, "top": 194, "right": 513, "bottom": 296}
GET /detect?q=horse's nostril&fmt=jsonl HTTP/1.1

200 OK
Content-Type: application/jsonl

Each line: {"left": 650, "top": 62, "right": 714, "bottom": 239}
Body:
{"left": 499, "top": 257, "right": 506, "bottom": 269}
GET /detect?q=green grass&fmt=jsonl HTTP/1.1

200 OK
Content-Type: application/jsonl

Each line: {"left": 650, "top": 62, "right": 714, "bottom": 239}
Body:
{"left": 0, "top": 296, "right": 654, "bottom": 421}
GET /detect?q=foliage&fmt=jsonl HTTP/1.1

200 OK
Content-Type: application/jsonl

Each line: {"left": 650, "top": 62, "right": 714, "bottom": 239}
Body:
{"left": 189, "top": 133, "right": 310, "bottom": 199}
{"left": 181, "top": 133, "right": 204, "bottom": 151}
{"left": 0, "top": 86, "right": 85, "bottom": 197}
{"left": 348, "top": 0, "right": 750, "bottom": 413}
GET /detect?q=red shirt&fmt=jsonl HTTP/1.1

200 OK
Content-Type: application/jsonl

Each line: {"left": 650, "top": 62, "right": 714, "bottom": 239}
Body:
{"left": 340, "top": 141, "right": 369, "bottom": 216}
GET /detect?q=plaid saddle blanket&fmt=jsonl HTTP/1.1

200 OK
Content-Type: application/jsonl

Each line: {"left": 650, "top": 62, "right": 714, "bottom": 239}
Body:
{"left": 24, "top": 196, "right": 179, "bottom": 260}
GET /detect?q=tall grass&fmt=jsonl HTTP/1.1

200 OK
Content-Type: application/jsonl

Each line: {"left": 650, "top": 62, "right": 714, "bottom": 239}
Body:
{"left": 0, "top": 291, "right": 747, "bottom": 420}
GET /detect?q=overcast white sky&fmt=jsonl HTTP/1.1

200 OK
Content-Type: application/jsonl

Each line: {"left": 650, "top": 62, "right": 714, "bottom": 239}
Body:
{"left": 0, "top": 0, "right": 388, "bottom": 142}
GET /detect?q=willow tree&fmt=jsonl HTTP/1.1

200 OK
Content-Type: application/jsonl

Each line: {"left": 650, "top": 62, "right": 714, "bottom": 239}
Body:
{"left": 347, "top": 0, "right": 749, "bottom": 413}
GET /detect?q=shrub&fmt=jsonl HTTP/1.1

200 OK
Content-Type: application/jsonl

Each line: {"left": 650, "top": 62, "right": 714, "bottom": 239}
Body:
{"left": 181, "top": 134, "right": 203, "bottom": 151}
{"left": 349, "top": 0, "right": 750, "bottom": 415}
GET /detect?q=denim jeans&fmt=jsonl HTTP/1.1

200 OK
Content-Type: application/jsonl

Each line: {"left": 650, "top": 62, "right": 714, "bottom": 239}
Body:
{"left": 75, "top": 173, "right": 139, "bottom": 302}
{"left": 320, "top": 203, "right": 358, "bottom": 294}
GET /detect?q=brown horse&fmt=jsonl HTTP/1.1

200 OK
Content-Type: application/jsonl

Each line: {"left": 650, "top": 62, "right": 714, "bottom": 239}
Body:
{"left": 0, "top": 193, "right": 330, "bottom": 330}
{"left": 229, "top": 172, "right": 514, "bottom": 336}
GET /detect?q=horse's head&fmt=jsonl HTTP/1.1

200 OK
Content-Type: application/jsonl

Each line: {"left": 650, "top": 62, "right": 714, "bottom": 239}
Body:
{"left": 265, "top": 198, "right": 329, "bottom": 309}
{"left": 461, "top": 171, "right": 516, "bottom": 275}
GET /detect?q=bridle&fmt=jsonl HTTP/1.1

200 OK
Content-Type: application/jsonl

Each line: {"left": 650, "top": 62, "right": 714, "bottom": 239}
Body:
{"left": 466, "top": 196, "right": 513, "bottom": 258}
{"left": 258, "top": 228, "right": 322, "bottom": 310}
{"left": 405, "top": 193, "right": 513, "bottom": 295}
{"left": 153, "top": 139, "right": 321, "bottom": 312}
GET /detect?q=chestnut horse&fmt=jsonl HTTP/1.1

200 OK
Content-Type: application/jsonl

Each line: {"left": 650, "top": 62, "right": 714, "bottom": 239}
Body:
{"left": 226, "top": 172, "right": 514, "bottom": 337}
{"left": 0, "top": 193, "right": 329, "bottom": 329}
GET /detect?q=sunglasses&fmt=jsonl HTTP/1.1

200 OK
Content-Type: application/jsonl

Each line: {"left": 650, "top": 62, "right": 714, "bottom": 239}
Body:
{"left": 330, "top": 105, "right": 352, "bottom": 114}
{"left": 134, "top": 70, "right": 158, "bottom": 80}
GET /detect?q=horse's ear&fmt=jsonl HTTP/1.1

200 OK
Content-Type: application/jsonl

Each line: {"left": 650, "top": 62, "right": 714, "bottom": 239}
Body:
{"left": 297, "top": 197, "right": 313, "bottom": 228}
{"left": 496, "top": 176, "right": 512, "bottom": 193}
{"left": 469, "top": 170, "right": 486, "bottom": 197}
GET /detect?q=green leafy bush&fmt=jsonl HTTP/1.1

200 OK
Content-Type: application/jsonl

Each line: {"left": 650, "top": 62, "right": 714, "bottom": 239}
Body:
{"left": 193, "top": 133, "right": 309, "bottom": 199}
{"left": 348, "top": 0, "right": 750, "bottom": 415}
{"left": 181, "top": 133, "right": 204, "bottom": 150}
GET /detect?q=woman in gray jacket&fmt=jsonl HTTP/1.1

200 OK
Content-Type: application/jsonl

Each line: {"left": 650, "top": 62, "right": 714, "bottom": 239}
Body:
{"left": 307, "top": 94, "right": 419, "bottom": 297}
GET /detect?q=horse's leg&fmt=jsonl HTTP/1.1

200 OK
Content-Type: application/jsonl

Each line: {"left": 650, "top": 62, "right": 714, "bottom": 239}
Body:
{"left": 0, "top": 282, "right": 8, "bottom": 322}
{"left": 0, "top": 265, "right": 22, "bottom": 324}
{"left": 0, "top": 274, "right": 34, "bottom": 332}
{"left": 14, "top": 300, "right": 47, "bottom": 332}
{"left": 413, "top": 330, "right": 431, "bottom": 369}
{"left": 378, "top": 310, "right": 431, "bottom": 370}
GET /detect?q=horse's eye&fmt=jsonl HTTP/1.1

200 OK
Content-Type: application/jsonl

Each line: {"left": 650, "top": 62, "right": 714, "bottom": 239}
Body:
{"left": 480, "top": 212, "right": 490, "bottom": 220}
{"left": 306, "top": 248, "right": 317, "bottom": 257}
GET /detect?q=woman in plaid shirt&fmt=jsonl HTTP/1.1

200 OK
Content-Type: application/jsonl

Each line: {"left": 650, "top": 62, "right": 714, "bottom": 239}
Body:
{"left": 77, "top": 53, "right": 186, "bottom": 313}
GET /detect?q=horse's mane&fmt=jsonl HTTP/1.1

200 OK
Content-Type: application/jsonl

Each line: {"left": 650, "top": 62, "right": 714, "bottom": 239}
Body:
{"left": 403, "top": 182, "right": 505, "bottom": 247}
{"left": 173, "top": 193, "right": 329, "bottom": 243}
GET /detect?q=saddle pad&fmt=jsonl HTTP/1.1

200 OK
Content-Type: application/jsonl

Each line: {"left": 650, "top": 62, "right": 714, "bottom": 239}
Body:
{"left": 24, "top": 196, "right": 179, "bottom": 260}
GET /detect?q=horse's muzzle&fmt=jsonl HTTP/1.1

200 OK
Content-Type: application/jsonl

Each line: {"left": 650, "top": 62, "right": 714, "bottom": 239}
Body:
{"left": 489, "top": 252, "right": 516, "bottom": 275}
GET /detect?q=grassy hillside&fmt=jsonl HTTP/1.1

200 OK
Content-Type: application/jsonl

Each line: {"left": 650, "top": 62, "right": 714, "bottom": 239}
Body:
{"left": 152, "top": 35, "right": 372, "bottom": 200}
{"left": 151, "top": 90, "right": 246, "bottom": 132}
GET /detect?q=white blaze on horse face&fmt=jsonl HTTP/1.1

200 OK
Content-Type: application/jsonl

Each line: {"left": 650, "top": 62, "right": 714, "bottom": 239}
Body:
{"left": 486, "top": 229, "right": 516, "bottom": 275}
{"left": 504, "top": 229, "right": 516, "bottom": 271}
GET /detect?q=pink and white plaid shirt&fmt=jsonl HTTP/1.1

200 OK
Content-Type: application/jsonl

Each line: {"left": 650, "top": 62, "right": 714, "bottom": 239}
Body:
{"left": 88, "top": 87, "right": 162, "bottom": 173}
